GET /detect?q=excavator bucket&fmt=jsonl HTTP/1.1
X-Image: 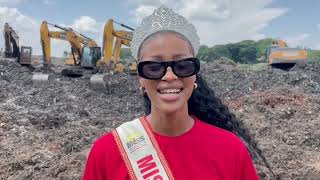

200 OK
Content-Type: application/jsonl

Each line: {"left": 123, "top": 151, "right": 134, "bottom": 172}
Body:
{"left": 32, "top": 73, "right": 51, "bottom": 86}
{"left": 90, "top": 74, "right": 108, "bottom": 91}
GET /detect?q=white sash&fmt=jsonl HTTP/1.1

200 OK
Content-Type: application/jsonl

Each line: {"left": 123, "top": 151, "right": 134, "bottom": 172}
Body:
{"left": 113, "top": 117, "right": 174, "bottom": 180}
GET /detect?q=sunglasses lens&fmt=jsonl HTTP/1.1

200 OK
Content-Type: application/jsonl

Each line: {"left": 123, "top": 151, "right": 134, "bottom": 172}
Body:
{"left": 173, "top": 60, "right": 197, "bottom": 77}
{"left": 141, "top": 62, "right": 165, "bottom": 79}
{"left": 138, "top": 58, "right": 200, "bottom": 79}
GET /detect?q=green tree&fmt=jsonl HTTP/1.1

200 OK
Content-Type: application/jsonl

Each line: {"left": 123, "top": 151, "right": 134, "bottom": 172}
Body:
{"left": 196, "top": 38, "right": 276, "bottom": 64}
{"left": 209, "top": 45, "right": 232, "bottom": 60}
{"left": 226, "top": 43, "right": 240, "bottom": 61}
{"left": 256, "top": 38, "right": 273, "bottom": 61}
{"left": 308, "top": 49, "right": 320, "bottom": 63}
{"left": 197, "top": 45, "right": 209, "bottom": 62}
{"left": 238, "top": 40, "right": 257, "bottom": 64}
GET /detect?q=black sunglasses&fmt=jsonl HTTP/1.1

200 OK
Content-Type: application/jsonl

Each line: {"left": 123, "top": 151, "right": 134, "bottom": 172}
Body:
{"left": 138, "top": 57, "right": 200, "bottom": 80}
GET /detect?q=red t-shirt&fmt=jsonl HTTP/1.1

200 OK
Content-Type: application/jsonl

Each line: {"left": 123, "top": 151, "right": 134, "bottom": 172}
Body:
{"left": 83, "top": 117, "right": 259, "bottom": 180}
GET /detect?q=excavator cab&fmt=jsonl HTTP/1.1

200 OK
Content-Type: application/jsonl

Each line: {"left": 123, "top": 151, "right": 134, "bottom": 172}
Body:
{"left": 81, "top": 46, "right": 101, "bottom": 68}
{"left": 18, "top": 46, "right": 32, "bottom": 65}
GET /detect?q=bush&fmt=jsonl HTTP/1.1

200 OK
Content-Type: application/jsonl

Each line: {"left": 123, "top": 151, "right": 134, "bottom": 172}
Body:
{"left": 237, "top": 63, "right": 268, "bottom": 71}
{"left": 215, "top": 57, "right": 237, "bottom": 67}
{"left": 308, "top": 49, "right": 320, "bottom": 64}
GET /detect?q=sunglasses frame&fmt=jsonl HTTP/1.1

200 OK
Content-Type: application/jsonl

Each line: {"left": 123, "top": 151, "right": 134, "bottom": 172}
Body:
{"left": 137, "top": 57, "right": 200, "bottom": 80}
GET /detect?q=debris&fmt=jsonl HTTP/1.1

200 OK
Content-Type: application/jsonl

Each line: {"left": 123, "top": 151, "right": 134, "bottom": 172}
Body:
{"left": 0, "top": 58, "right": 319, "bottom": 179}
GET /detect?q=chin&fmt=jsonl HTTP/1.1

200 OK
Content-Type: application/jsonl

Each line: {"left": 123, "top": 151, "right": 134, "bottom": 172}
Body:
{"left": 158, "top": 103, "right": 185, "bottom": 115}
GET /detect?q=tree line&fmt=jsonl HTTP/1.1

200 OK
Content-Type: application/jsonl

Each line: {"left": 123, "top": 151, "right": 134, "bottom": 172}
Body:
{"left": 120, "top": 38, "right": 320, "bottom": 64}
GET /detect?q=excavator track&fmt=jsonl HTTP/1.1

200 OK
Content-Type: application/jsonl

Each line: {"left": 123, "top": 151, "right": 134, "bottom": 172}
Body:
{"left": 61, "top": 68, "right": 84, "bottom": 78}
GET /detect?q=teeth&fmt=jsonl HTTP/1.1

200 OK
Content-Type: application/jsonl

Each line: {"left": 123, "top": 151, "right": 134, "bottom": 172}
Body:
{"left": 159, "top": 89, "right": 181, "bottom": 94}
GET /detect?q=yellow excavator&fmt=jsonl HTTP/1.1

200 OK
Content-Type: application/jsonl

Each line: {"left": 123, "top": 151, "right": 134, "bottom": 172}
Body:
{"left": 40, "top": 21, "right": 101, "bottom": 67}
{"left": 33, "top": 20, "right": 136, "bottom": 89}
{"left": 33, "top": 21, "right": 102, "bottom": 84}
{"left": 90, "top": 19, "right": 136, "bottom": 90}
{"left": 96, "top": 19, "right": 135, "bottom": 72}
{"left": 3, "top": 23, "right": 32, "bottom": 65}
{"left": 267, "top": 39, "right": 308, "bottom": 69}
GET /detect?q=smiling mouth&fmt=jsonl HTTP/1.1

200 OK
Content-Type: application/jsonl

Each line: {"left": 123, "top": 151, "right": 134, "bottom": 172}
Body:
{"left": 158, "top": 88, "right": 183, "bottom": 94}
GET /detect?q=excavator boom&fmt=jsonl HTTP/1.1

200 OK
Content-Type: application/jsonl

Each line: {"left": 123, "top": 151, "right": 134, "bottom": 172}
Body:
{"left": 4, "top": 23, "right": 20, "bottom": 58}
{"left": 40, "top": 21, "right": 100, "bottom": 67}
{"left": 100, "top": 19, "right": 133, "bottom": 67}
{"left": 90, "top": 19, "right": 136, "bottom": 90}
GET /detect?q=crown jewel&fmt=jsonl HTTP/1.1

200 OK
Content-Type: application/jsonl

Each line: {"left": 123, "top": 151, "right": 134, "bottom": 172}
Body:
{"left": 131, "top": 5, "right": 200, "bottom": 59}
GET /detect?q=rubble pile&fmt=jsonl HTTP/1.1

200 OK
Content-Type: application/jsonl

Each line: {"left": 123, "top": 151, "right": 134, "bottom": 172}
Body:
{"left": 0, "top": 58, "right": 319, "bottom": 179}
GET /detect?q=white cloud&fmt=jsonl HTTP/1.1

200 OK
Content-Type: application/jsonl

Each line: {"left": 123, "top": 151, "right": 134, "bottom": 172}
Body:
{"left": 129, "top": 0, "right": 287, "bottom": 46}
{"left": 0, "top": 6, "right": 99, "bottom": 57}
{"left": 179, "top": 0, "right": 231, "bottom": 20}
{"left": 43, "top": 0, "right": 55, "bottom": 5}
{"left": 0, "top": 6, "right": 73, "bottom": 57}
{"left": 132, "top": 5, "right": 156, "bottom": 22}
{"left": 71, "top": 16, "right": 98, "bottom": 33}
{"left": 317, "top": 24, "right": 320, "bottom": 30}
{"left": 0, "top": 6, "right": 40, "bottom": 54}
{"left": 0, "top": 0, "right": 25, "bottom": 6}
{"left": 285, "top": 33, "right": 310, "bottom": 47}
{"left": 314, "top": 44, "right": 320, "bottom": 50}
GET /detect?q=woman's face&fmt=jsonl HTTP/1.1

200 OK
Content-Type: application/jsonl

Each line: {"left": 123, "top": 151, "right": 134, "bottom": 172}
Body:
{"left": 138, "top": 32, "right": 196, "bottom": 114}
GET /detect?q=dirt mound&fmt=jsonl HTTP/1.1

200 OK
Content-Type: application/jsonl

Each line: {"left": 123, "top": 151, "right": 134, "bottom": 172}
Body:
{"left": 226, "top": 88, "right": 319, "bottom": 179}
{"left": 0, "top": 58, "right": 319, "bottom": 179}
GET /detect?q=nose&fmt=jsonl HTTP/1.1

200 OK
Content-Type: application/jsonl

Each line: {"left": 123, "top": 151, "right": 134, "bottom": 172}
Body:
{"left": 161, "top": 67, "right": 178, "bottom": 81}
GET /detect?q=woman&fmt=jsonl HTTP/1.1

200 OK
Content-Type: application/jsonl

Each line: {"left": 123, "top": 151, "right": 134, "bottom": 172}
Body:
{"left": 83, "top": 5, "right": 273, "bottom": 180}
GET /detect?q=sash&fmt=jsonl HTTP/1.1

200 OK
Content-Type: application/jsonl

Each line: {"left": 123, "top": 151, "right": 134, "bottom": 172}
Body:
{"left": 112, "top": 117, "right": 174, "bottom": 180}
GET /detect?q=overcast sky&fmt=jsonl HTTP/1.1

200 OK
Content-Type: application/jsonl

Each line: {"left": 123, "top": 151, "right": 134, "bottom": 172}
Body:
{"left": 1, "top": 0, "right": 319, "bottom": 56}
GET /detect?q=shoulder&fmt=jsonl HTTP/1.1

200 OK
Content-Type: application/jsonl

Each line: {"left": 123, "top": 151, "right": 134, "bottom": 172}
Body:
{"left": 195, "top": 118, "right": 258, "bottom": 178}
{"left": 91, "top": 131, "right": 116, "bottom": 154}
{"left": 92, "top": 118, "right": 141, "bottom": 151}
{"left": 195, "top": 118, "right": 247, "bottom": 150}
{"left": 87, "top": 130, "right": 123, "bottom": 167}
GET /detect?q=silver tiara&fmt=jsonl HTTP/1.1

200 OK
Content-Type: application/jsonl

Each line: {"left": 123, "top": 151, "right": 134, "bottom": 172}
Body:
{"left": 131, "top": 5, "right": 200, "bottom": 59}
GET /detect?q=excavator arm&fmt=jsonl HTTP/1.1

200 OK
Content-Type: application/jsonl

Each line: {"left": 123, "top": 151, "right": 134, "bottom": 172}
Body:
{"left": 4, "top": 23, "right": 20, "bottom": 58}
{"left": 40, "top": 21, "right": 51, "bottom": 66}
{"left": 89, "top": 19, "right": 135, "bottom": 90}
{"left": 99, "top": 19, "right": 133, "bottom": 68}
{"left": 113, "top": 31, "right": 132, "bottom": 64}
{"left": 101, "top": 19, "right": 115, "bottom": 66}
{"left": 40, "top": 21, "right": 99, "bottom": 66}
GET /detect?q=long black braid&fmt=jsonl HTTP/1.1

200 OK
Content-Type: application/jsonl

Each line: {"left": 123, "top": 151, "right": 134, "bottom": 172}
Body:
{"left": 142, "top": 74, "right": 277, "bottom": 179}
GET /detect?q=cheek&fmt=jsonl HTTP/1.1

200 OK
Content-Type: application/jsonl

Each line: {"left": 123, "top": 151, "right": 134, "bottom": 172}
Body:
{"left": 142, "top": 80, "right": 158, "bottom": 94}
{"left": 185, "top": 83, "right": 195, "bottom": 93}
{"left": 185, "top": 76, "right": 196, "bottom": 88}
{"left": 183, "top": 79, "right": 196, "bottom": 94}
